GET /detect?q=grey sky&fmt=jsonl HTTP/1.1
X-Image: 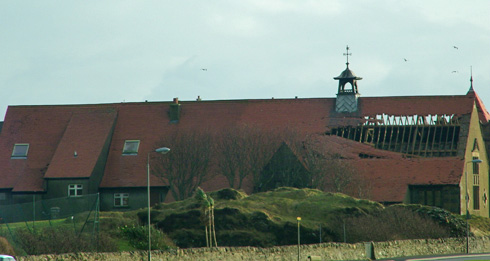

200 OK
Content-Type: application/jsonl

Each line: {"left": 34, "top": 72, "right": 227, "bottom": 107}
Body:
{"left": 1, "top": 1, "right": 489, "bottom": 120}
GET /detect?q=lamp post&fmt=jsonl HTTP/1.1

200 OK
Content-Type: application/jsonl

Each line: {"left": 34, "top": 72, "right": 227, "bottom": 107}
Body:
{"left": 147, "top": 147, "right": 170, "bottom": 261}
{"left": 297, "top": 217, "right": 301, "bottom": 261}
{"left": 465, "top": 158, "right": 482, "bottom": 254}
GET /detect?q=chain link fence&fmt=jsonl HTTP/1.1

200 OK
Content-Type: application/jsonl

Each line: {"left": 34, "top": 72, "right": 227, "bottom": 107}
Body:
{"left": 0, "top": 193, "right": 99, "bottom": 225}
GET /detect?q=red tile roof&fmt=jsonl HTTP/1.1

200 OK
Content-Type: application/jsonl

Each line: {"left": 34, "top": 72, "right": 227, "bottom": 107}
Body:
{"left": 0, "top": 106, "right": 74, "bottom": 191}
{"left": 44, "top": 110, "right": 116, "bottom": 179}
{"left": 99, "top": 99, "right": 334, "bottom": 188}
{"left": 356, "top": 157, "right": 463, "bottom": 202}
{"left": 473, "top": 92, "right": 490, "bottom": 123}
{"left": 303, "top": 135, "right": 464, "bottom": 202}
{"left": 0, "top": 91, "right": 483, "bottom": 203}
{"left": 360, "top": 95, "right": 475, "bottom": 116}
{"left": 0, "top": 106, "right": 117, "bottom": 192}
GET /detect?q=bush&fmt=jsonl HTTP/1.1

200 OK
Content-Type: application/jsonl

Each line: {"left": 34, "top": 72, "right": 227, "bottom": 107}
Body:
{"left": 136, "top": 209, "right": 163, "bottom": 225}
{"left": 411, "top": 205, "right": 466, "bottom": 237}
{"left": 119, "top": 225, "right": 175, "bottom": 250}
{"left": 99, "top": 212, "right": 138, "bottom": 235}
{"left": 0, "top": 236, "right": 15, "bottom": 256}
{"left": 210, "top": 188, "right": 247, "bottom": 200}
{"left": 156, "top": 210, "right": 202, "bottom": 233}
{"left": 13, "top": 227, "right": 117, "bottom": 255}
{"left": 340, "top": 206, "right": 451, "bottom": 243}
{"left": 168, "top": 229, "right": 205, "bottom": 248}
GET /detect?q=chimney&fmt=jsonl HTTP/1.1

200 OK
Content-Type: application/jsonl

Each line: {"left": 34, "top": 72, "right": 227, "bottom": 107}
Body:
{"left": 169, "top": 98, "right": 181, "bottom": 123}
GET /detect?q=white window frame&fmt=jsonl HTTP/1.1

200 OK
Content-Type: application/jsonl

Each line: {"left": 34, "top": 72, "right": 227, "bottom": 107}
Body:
{"left": 68, "top": 184, "right": 83, "bottom": 197}
{"left": 114, "top": 193, "right": 129, "bottom": 207}
{"left": 122, "top": 140, "right": 140, "bottom": 155}
{"left": 11, "top": 143, "right": 29, "bottom": 159}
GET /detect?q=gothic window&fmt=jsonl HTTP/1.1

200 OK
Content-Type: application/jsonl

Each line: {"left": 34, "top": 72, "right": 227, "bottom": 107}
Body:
{"left": 473, "top": 156, "right": 480, "bottom": 175}
{"left": 474, "top": 186, "right": 480, "bottom": 210}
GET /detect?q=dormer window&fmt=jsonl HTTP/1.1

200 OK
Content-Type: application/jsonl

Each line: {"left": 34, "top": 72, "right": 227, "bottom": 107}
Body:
{"left": 12, "top": 144, "right": 29, "bottom": 159}
{"left": 123, "top": 140, "right": 140, "bottom": 155}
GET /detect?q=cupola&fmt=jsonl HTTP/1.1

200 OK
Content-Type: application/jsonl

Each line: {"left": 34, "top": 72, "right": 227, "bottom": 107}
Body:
{"left": 334, "top": 45, "right": 362, "bottom": 113}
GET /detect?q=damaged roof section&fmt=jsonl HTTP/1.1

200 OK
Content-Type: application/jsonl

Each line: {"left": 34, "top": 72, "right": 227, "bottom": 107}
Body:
{"left": 329, "top": 114, "right": 462, "bottom": 157}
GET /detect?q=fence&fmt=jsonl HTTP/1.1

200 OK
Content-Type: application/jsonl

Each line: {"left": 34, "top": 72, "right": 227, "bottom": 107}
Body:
{"left": 0, "top": 193, "right": 100, "bottom": 231}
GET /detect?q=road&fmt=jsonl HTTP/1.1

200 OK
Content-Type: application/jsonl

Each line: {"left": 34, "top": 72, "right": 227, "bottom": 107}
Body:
{"left": 379, "top": 253, "right": 490, "bottom": 261}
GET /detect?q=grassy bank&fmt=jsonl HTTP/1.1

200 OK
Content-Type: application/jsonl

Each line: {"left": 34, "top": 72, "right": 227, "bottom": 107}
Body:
{"left": 0, "top": 187, "right": 486, "bottom": 256}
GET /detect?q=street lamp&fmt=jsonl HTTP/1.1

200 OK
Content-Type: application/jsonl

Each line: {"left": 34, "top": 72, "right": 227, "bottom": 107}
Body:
{"left": 465, "top": 158, "right": 482, "bottom": 254}
{"left": 147, "top": 147, "right": 170, "bottom": 261}
{"left": 297, "top": 217, "right": 301, "bottom": 261}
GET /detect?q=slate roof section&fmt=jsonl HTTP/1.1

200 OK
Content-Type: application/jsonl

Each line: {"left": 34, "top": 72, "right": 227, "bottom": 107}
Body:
{"left": 334, "top": 66, "right": 362, "bottom": 80}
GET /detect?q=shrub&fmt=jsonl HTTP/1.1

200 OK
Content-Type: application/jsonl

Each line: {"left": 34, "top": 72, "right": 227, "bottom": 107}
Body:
{"left": 119, "top": 225, "right": 175, "bottom": 250}
{"left": 156, "top": 210, "right": 202, "bottom": 233}
{"left": 168, "top": 229, "right": 206, "bottom": 248}
{"left": 210, "top": 188, "right": 247, "bottom": 200}
{"left": 340, "top": 206, "right": 451, "bottom": 243}
{"left": 136, "top": 209, "right": 162, "bottom": 225}
{"left": 99, "top": 212, "right": 138, "bottom": 235}
{"left": 13, "top": 227, "right": 117, "bottom": 255}
{"left": 0, "top": 236, "right": 15, "bottom": 256}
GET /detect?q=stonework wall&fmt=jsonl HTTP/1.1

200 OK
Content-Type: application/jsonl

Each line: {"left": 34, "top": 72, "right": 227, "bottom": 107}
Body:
{"left": 17, "top": 237, "right": 490, "bottom": 261}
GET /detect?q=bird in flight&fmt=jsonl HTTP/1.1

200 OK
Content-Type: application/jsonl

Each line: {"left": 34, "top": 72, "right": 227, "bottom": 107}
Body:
{"left": 452, "top": 71, "right": 458, "bottom": 73}
{"left": 201, "top": 68, "right": 207, "bottom": 71}
{"left": 453, "top": 46, "right": 458, "bottom": 50}
{"left": 403, "top": 58, "right": 408, "bottom": 62}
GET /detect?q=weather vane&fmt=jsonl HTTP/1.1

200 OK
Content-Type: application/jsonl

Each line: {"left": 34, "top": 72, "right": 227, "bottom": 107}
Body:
{"left": 343, "top": 45, "right": 352, "bottom": 66}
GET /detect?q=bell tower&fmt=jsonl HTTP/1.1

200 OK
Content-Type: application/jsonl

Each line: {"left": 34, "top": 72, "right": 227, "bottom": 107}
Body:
{"left": 334, "top": 46, "right": 362, "bottom": 113}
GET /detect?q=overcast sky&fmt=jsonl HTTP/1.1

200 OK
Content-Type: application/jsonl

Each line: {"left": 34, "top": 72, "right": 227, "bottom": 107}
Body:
{"left": 1, "top": 1, "right": 489, "bottom": 120}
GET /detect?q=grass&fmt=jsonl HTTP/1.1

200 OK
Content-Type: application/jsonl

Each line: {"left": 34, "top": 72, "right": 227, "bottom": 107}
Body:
{"left": 469, "top": 215, "right": 490, "bottom": 236}
{"left": 148, "top": 186, "right": 385, "bottom": 244}
{"left": 212, "top": 187, "right": 383, "bottom": 227}
{"left": 4, "top": 187, "right": 490, "bottom": 254}
{"left": 115, "top": 239, "right": 137, "bottom": 251}
{"left": 0, "top": 218, "right": 68, "bottom": 234}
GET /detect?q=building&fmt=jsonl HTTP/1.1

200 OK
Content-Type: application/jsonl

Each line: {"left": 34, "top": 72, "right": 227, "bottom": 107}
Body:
{"left": 0, "top": 50, "right": 488, "bottom": 219}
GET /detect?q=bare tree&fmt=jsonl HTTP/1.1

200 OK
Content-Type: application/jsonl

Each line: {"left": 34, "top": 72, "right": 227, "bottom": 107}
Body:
{"left": 216, "top": 125, "right": 280, "bottom": 190}
{"left": 248, "top": 127, "right": 310, "bottom": 192}
{"left": 153, "top": 130, "right": 213, "bottom": 201}
{"left": 305, "top": 145, "right": 371, "bottom": 199}
{"left": 244, "top": 128, "right": 282, "bottom": 193}
{"left": 215, "top": 126, "right": 249, "bottom": 189}
{"left": 257, "top": 141, "right": 310, "bottom": 192}
{"left": 324, "top": 154, "right": 357, "bottom": 192}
